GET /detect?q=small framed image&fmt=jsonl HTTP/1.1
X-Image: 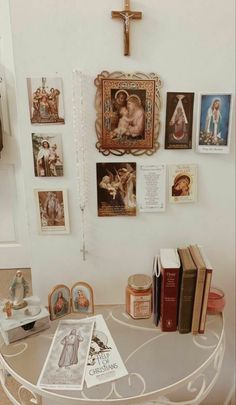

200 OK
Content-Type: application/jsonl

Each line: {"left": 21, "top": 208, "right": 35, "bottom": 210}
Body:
{"left": 169, "top": 164, "right": 197, "bottom": 203}
{"left": 32, "top": 133, "right": 63, "bottom": 177}
{"left": 196, "top": 93, "right": 233, "bottom": 153}
{"left": 35, "top": 189, "right": 70, "bottom": 234}
{"left": 94, "top": 70, "right": 162, "bottom": 156}
{"left": 71, "top": 282, "right": 94, "bottom": 314}
{"left": 27, "top": 77, "right": 65, "bottom": 125}
{"left": 165, "top": 92, "right": 194, "bottom": 149}
{"left": 48, "top": 284, "right": 71, "bottom": 320}
{"left": 96, "top": 162, "right": 136, "bottom": 217}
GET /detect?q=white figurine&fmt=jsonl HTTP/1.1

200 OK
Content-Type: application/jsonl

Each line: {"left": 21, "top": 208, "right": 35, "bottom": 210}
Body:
{"left": 9, "top": 270, "right": 29, "bottom": 309}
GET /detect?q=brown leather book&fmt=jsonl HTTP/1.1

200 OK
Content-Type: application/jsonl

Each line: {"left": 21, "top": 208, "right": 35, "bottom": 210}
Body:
{"left": 160, "top": 248, "right": 181, "bottom": 332}
{"left": 198, "top": 246, "right": 213, "bottom": 334}
{"left": 178, "top": 248, "right": 197, "bottom": 334}
{"left": 189, "top": 245, "right": 207, "bottom": 334}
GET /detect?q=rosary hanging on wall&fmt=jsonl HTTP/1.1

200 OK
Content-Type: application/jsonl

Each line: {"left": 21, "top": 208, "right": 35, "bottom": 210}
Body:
{"left": 72, "top": 70, "right": 88, "bottom": 260}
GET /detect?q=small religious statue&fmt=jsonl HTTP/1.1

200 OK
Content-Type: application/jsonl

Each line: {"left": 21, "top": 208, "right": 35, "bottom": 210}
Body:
{"left": 3, "top": 301, "right": 13, "bottom": 318}
{"left": 9, "top": 270, "right": 29, "bottom": 310}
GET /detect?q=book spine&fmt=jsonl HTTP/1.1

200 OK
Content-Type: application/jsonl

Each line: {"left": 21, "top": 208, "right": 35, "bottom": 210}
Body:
{"left": 178, "top": 269, "right": 197, "bottom": 334}
{"left": 199, "top": 269, "right": 212, "bottom": 333}
{"left": 160, "top": 268, "right": 180, "bottom": 332}
{"left": 191, "top": 268, "right": 206, "bottom": 334}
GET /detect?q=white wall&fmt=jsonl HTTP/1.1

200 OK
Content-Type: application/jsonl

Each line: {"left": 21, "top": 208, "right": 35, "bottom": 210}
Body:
{"left": 4, "top": 0, "right": 236, "bottom": 403}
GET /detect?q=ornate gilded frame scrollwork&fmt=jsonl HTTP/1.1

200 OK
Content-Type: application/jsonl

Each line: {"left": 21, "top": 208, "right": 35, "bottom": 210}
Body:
{"left": 94, "top": 71, "right": 162, "bottom": 156}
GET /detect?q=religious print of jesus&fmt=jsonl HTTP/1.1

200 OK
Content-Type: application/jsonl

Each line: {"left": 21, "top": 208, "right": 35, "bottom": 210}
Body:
{"left": 165, "top": 92, "right": 194, "bottom": 149}
{"left": 37, "top": 320, "right": 94, "bottom": 390}
{"left": 94, "top": 71, "right": 162, "bottom": 156}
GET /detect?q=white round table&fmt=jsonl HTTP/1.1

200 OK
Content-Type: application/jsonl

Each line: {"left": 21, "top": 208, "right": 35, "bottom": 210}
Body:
{"left": 0, "top": 305, "right": 225, "bottom": 405}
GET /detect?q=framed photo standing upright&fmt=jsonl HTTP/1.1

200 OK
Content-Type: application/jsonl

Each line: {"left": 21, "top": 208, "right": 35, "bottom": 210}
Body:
{"left": 165, "top": 92, "right": 194, "bottom": 149}
{"left": 196, "top": 93, "right": 233, "bottom": 154}
{"left": 94, "top": 71, "right": 162, "bottom": 156}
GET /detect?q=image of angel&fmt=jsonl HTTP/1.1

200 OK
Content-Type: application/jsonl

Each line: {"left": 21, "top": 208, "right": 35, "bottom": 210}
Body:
{"left": 198, "top": 94, "right": 232, "bottom": 147}
{"left": 58, "top": 329, "right": 83, "bottom": 368}
{"left": 97, "top": 162, "right": 136, "bottom": 217}
{"left": 27, "top": 77, "right": 65, "bottom": 124}
{"left": 32, "top": 133, "right": 63, "bottom": 177}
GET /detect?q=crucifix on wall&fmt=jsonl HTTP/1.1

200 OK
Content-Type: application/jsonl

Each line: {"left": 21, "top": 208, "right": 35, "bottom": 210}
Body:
{"left": 112, "top": 0, "right": 142, "bottom": 56}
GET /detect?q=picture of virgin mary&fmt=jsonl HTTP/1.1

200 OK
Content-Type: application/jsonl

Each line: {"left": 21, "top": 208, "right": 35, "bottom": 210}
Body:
{"left": 58, "top": 329, "right": 83, "bottom": 368}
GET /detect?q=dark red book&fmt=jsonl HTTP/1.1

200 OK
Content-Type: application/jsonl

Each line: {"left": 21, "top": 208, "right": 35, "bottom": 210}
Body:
{"left": 160, "top": 248, "right": 181, "bottom": 332}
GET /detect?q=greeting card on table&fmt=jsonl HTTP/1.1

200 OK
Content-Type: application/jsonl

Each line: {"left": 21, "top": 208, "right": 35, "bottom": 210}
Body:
{"left": 85, "top": 314, "right": 128, "bottom": 388}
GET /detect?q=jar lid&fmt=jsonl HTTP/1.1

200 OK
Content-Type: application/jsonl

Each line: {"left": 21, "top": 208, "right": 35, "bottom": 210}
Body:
{"left": 128, "top": 274, "right": 152, "bottom": 291}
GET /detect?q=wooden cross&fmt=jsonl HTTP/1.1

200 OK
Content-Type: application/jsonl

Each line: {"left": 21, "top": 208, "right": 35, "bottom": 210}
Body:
{"left": 112, "top": 0, "right": 142, "bottom": 56}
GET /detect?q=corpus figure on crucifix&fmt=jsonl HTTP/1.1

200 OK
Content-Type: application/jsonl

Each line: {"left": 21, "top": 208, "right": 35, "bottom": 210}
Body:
{"left": 112, "top": 0, "right": 142, "bottom": 56}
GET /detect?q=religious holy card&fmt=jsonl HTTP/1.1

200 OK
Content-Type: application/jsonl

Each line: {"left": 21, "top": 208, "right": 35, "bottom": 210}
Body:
{"left": 37, "top": 319, "right": 94, "bottom": 390}
{"left": 32, "top": 133, "right": 63, "bottom": 177}
{"left": 196, "top": 93, "right": 233, "bottom": 154}
{"left": 94, "top": 71, "right": 162, "bottom": 156}
{"left": 169, "top": 164, "right": 197, "bottom": 204}
{"left": 165, "top": 92, "right": 194, "bottom": 149}
{"left": 96, "top": 162, "right": 136, "bottom": 217}
{"left": 139, "top": 164, "right": 166, "bottom": 212}
{"left": 84, "top": 314, "right": 128, "bottom": 388}
{"left": 27, "top": 77, "right": 65, "bottom": 125}
{"left": 34, "top": 188, "right": 70, "bottom": 234}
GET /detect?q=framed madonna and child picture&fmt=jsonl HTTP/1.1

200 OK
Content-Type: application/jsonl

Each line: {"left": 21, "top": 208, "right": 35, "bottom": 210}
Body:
{"left": 94, "top": 71, "right": 162, "bottom": 156}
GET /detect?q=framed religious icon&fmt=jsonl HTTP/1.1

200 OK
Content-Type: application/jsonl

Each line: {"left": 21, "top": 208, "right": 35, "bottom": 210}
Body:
{"left": 48, "top": 284, "right": 71, "bottom": 321}
{"left": 165, "top": 92, "right": 194, "bottom": 149}
{"left": 94, "top": 71, "right": 162, "bottom": 156}
{"left": 196, "top": 93, "right": 233, "bottom": 154}
{"left": 35, "top": 188, "right": 70, "bottom": 234}
{"left": 32, "top": 133, "right": 63, "bottom": 177}
{"left": 71, "top": 282, "right": 94, "bottom": 314}
{"left": 169, "top": 164, "right": 197, "bottom": 204}
{"left": 96, "top": 162, "right": 136, "bottom": 216}
{"left": 27, "top": 77, "right": 65, "bottom": 125}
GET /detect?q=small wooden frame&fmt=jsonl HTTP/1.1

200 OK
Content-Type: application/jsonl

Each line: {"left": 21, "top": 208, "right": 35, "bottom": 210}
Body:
{"left": 48, "top": 284, "right": 71, "bottom": 320}
{"left": 94, "top": 70, "right": 162, "bottom": 156}
{"left": 71, "top": 282, "right": 94, "bottom": 314}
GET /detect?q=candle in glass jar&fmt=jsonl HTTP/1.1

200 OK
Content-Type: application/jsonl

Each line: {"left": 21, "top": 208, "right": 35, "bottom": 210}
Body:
{"left": 126, "top": 274, "right": 152, "bottom": 319}
{"left": 207, "top": 287, "right": 225, "bottom": 315}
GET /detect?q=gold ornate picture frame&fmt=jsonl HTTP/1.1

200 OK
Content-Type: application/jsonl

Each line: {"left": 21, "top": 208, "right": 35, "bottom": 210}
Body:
{"left": 94, "top": 71, "right": 162, "bottom": 156}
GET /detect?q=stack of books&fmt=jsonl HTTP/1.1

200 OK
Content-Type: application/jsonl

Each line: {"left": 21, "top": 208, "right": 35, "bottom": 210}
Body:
{"left": 152, "top": 245, "right": 213, "bottom": 334}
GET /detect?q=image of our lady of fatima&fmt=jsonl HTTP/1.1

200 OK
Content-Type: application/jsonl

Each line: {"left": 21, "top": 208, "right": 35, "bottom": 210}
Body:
{"left": 96, "top": 162, "right": 136, "bottom": 217}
